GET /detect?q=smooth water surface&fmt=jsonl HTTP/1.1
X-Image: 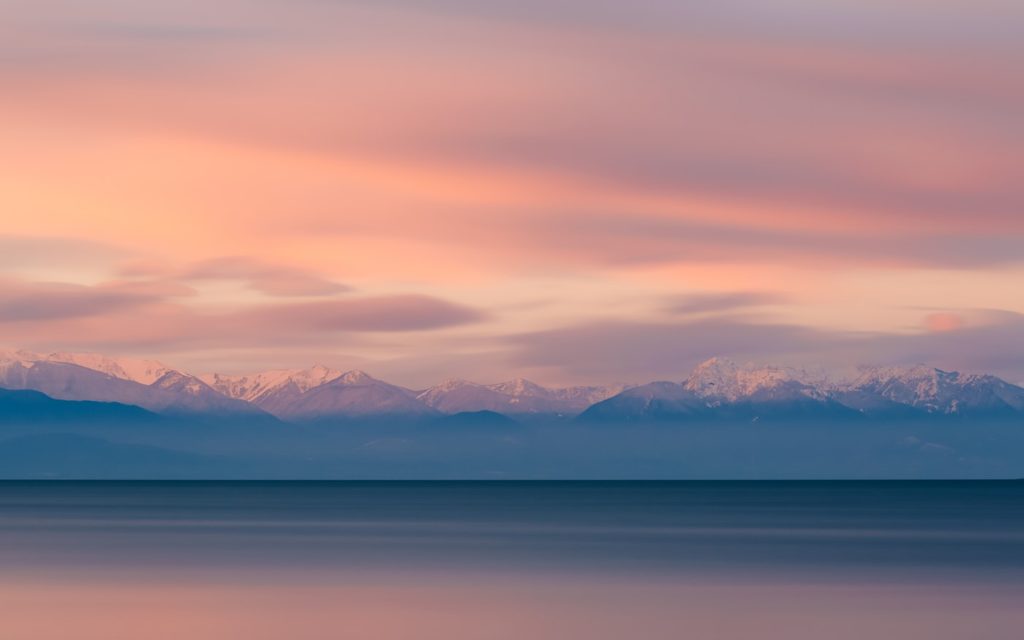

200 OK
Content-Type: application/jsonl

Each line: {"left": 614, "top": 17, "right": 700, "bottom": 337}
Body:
{"left": 1, "top": 481, "right": 1022, "bottom": 639}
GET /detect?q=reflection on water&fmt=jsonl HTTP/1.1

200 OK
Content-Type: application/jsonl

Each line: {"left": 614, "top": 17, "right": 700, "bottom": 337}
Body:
{"left": 1, "top": 481, "right": 1022, "bottom": 639}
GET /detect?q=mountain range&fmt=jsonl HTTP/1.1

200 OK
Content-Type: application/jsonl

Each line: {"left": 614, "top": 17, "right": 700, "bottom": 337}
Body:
{"left": 2, "top": 350, "right": 1023, "bottom": 424}
{"left": 581, "top": 359, "right": 1024, "bottom": 423}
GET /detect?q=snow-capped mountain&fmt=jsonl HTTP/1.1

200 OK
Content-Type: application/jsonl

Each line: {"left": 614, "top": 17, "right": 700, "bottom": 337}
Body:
{"left": 2, "top": 347, "right": 1023, "bottom": 423}
{"left": 488, "top": 378, "right": 619, "bottom": 411}
{"left": 270, "top": 370, "right": 434, "bottom": 420}
{"left": 419, "top": 377, "right": 619, "bottom": 415}
{"left": 683, "top": 357, "right": 830, "bottom": 403}
{"left": 842, "top": 366, "right": 1024, "bottom": 416}
{"left": 578, "top": 358, "right": 1024, "bottom": 423}
{"left": 149, "top": 371, "right": 267, "bottom": 416}
{"left": 417, "top": 379, "right": 513, "bottom": 414}
{"left": 202, "top": 365, "right": 343, "bottom": 404}
{"left": 0, "top": 358, "right": 174, "bottom": 412}
{"left": 578, "top": 382, "right": 709, "bottom": 422}
{"left": 41, "top": 352, "right": 173, "bottom": 385}
{"left": 675, "top": 357, "right": 859, "bottom": 419}
{"left": 201, "top": 365, "right": 351, "bottom": 418}
{"left": 0, "top": 350, "right": 268, "bottom": 417}
{"left": 0, "top": 350, "right": 40, "bottom": 369}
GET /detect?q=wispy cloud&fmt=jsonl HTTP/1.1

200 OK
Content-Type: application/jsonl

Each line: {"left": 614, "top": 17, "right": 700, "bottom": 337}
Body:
{"left": 183, "top": 257, "right": 351, "bottom": 297}
{"left": 0, "top": 279, "right": 164, "bottom": 322}
{"left": 0, "top": 276, "right": 485, "bottom": 354}
{"left": 663, "top": 292, "right": 785, "bottom": 315}
{"left": 236, "top": 294, "right": 485, "bottom": 332}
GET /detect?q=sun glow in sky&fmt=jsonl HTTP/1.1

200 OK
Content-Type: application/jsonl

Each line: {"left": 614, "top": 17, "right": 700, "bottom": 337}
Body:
{"left": 1, "top": 0, "right": 1022, "bottom": 385}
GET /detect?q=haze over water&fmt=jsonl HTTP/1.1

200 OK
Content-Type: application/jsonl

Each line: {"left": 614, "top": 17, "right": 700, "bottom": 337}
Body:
{"left": 2, "top": 481, "right": 1022, "bottom": 639}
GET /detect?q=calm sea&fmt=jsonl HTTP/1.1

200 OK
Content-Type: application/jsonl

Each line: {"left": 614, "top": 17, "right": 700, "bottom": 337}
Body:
{"left": 1, "top": 481, "right": 1022, "bottom": 639}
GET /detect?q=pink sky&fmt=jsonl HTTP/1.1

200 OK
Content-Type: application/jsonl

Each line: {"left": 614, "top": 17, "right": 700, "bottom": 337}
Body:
{"left": 1, "top": 0, "right": 1022, "bottom": 385}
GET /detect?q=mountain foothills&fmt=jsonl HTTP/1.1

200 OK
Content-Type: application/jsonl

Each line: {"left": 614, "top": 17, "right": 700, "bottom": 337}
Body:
{"left": 1, "top": 350, "right": 1023, "bottom": 424}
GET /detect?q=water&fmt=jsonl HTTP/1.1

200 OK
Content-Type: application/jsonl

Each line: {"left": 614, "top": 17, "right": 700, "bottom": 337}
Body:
{"left": 1, "top": 481, "right": 1022, "bottom": 639}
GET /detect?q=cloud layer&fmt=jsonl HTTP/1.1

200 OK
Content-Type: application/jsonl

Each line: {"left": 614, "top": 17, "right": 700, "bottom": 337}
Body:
{"left": 0, "top": 1, "right": 1021, "bottom": 383}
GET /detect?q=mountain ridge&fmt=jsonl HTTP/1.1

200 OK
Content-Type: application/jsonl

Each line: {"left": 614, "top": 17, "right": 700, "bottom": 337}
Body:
{"left": 2, "top": 350, "right": 1023, "bottom": 423}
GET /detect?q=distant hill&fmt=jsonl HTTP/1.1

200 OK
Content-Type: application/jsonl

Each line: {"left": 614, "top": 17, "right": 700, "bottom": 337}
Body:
{"left": 0, "top": 388, "right": 159, "bottom": 425}
{"left": 433, "top": 410, "right": 519, "bottom": 428}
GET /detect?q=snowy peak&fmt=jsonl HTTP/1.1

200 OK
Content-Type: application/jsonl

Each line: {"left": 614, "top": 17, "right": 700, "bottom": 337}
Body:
{"left": 0, "top": 358, "right": 265, "bottom": 417}
{"left": 851, "top": 364, "right": 944, "bottom": 388}
{"left": 334, "top": 370, "right": 377, "bottom": 385}
{"left": 417, "top": 378, "right": 482, "bottom": 399}
{"left": 552, "top": 383, "right": 627, "bottom": 405}
{"left": 59, "top": 353, "right": 173, "bottom": 385}
{"left": 846, "top": 365, "right": 1024, "bottom": 415}
{"left": 495, "top": 378, "right": 621, "bottom": 409}
{"left": 684, "top": 357, "right": 742, "bottom": 398}
{"left": 0, "top": 350, "right": 174, "bottom": 385}
{"left": 487, "top": 378, "right": 551, "bottom": 398}
{"left": 202, "top": 365, "right": 344, "bottom": 403}
{"left": 201, "top": 366, "right": 406, "bottom": 419}
{"left": 684, "top": 358, "right": 825, "bottom": 402}
{"left": 277, "top": 371, "right": 432, "bottom": 419}
{"left": 151, "top": 370, "right": 213, "bottom": 396}
{"left": 0, "top": 349, "right": 41, "bottom": 371}
{"left": 419, "top": 377, "right": 617, "bottom": 415}
{"left": 147, "top": 370, "right": 268, "bottom": 415}
{"left": 417, "top": 379, "right": 505, "bottom": 414}
{"left": 295, "top": 364, "right": 344, "bottom": 389}
{"left": 434, "top": 378, "right": 479, "bottom": 391}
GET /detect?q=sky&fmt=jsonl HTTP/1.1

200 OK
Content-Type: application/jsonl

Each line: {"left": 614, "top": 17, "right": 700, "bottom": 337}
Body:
{"left": 1, "top": 0, "right": 1022, "bottom": 386}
